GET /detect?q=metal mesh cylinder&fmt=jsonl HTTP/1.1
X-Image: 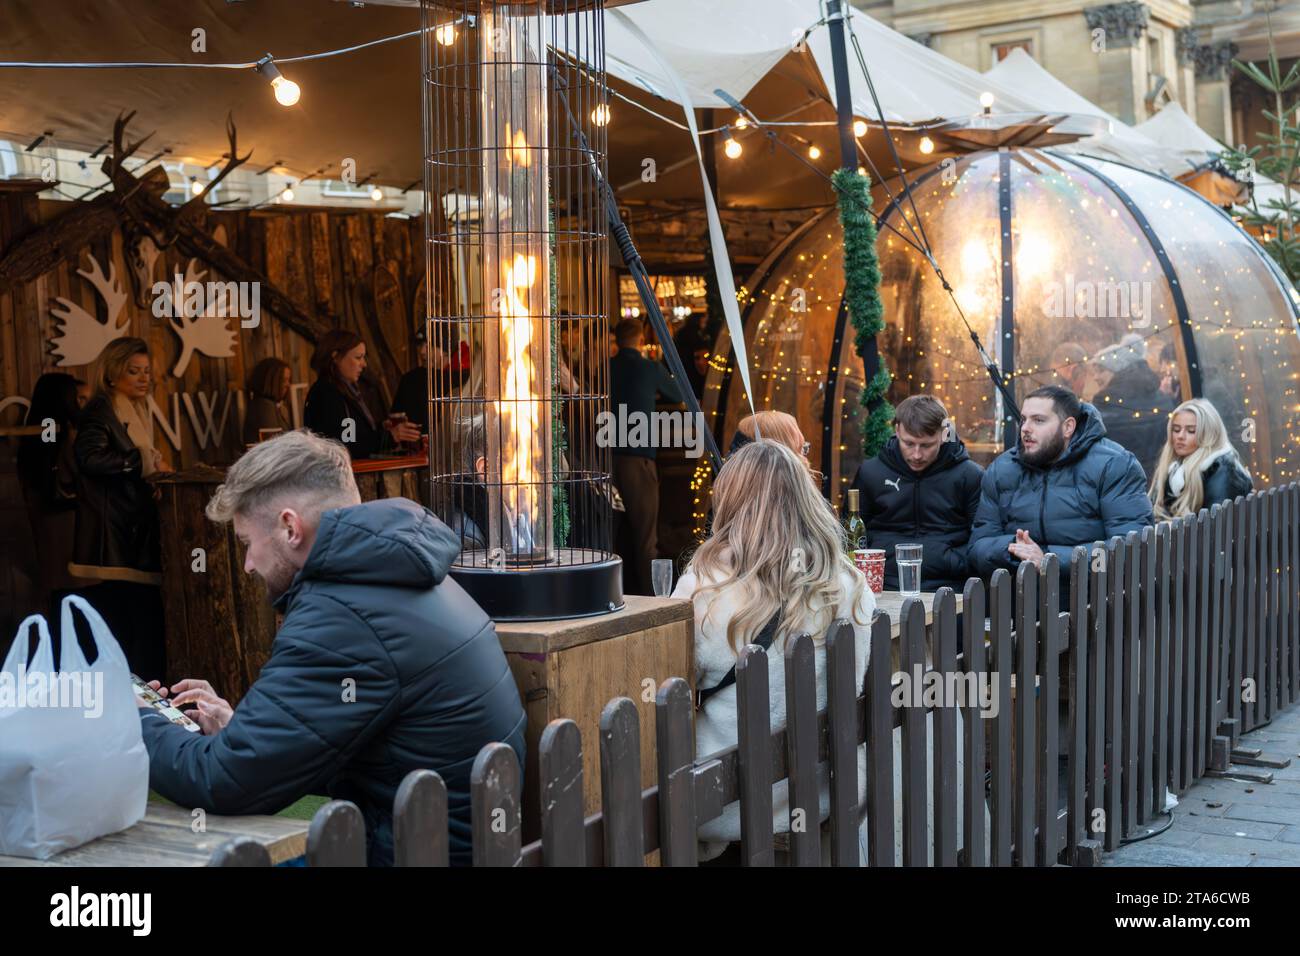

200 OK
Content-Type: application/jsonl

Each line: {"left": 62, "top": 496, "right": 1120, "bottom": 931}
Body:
{"left": 422, "top": 0, "right": 621, "bottom": 618}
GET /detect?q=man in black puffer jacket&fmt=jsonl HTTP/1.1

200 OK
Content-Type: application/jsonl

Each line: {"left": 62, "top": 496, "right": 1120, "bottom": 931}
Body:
{"left": 137, "top": 430, "right": 526, "bottom": 866}
{"left": 847, "top": 395, "right": 984, "bottom": 593}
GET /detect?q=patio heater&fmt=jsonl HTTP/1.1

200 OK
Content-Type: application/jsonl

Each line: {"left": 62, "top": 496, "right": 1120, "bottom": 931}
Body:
{"left": 422, "top": 0, "right": 622, "bottom": 619}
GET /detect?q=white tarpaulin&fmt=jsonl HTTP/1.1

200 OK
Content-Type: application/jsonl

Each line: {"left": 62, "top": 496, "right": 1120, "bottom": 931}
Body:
{"left": 557, "top": 0, "right": 1045, "bottom": 123}
{"left": 983, "top": 48, "right": 1171, "bottom": 171}
{"left": 1134, "top": 101, "right": 1288, "bottom": 209}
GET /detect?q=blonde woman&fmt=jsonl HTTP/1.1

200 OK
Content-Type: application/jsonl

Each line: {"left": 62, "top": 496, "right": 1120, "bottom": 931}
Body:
{"left": 70, "top": 336, "right": 166, "bottom": 677}
{"left": 1149, "top": 398, "right": 1252, "bottom": 520}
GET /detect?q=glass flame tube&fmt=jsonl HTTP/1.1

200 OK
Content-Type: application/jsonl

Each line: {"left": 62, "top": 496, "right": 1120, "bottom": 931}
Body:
{"left": 479, "top": 6, "right": 553, "bottom": 562}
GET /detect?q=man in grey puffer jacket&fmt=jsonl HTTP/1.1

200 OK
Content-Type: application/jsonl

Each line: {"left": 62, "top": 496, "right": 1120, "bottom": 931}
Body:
{"left": 968, "top": 386, "right": 1153, "bottom": 580}
{"left": 137, "top": 430, "right": 525, "bottom": 866}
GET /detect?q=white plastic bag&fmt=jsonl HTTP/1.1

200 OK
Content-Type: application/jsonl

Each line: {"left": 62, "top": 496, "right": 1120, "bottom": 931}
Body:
{"left": 0, "top": 594, "right": 148, "bottom": 859}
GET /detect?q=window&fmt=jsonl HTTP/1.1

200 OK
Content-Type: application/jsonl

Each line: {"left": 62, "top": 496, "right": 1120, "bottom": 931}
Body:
{"left": 993, "top": 39, "right": 1033, "bottom": 62}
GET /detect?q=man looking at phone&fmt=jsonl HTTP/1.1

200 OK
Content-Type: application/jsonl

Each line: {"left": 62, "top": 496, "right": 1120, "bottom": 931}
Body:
{"left": 137, "top": 429, "right": 525, "bottom": 866}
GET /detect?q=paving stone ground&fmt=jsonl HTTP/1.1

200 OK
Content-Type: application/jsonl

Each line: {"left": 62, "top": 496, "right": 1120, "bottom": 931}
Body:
{"left": 1103, "top": 707, "right": 1300, "bottom": 866}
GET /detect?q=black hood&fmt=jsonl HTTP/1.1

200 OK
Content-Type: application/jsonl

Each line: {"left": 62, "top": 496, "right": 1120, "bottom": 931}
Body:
{"left": 879, "top": 435, "right": 970, "bottom": 478}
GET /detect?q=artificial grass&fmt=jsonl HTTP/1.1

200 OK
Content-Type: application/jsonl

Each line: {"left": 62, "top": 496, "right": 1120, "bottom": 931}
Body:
{"left": 148, "top": 789, "right": 330, "bottom": 821}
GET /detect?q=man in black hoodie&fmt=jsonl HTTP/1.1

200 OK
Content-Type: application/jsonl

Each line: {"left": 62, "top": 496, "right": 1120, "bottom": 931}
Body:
{"left": 847, "top": 395, "right": 984, "bottom": 593}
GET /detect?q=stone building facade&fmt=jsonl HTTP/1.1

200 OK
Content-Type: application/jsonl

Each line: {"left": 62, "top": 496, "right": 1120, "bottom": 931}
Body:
{"left": 855, "top": 0, "right": 1299, "bottom": 148}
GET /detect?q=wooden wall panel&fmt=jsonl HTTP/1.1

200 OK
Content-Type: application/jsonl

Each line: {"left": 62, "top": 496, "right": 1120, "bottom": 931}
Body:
{"left": 0, "top": 195, "right": 425, "bottom": 468}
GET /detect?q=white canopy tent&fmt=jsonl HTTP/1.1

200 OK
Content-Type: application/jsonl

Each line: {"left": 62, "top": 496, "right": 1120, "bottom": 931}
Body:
{"left": 982, "top": 48, "right": 1174, "bottom": 171}
{"left": 1133, "top": 101, "right": 1288, "bottom": 209}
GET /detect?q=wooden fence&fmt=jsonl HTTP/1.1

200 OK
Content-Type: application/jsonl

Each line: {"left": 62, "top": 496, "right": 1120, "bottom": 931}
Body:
{"left": 209, "top": 484, "right": 1300, "bottom": 867}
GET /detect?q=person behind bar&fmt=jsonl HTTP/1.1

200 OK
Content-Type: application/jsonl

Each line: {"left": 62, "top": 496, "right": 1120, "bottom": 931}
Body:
{"left": 609, "top": 317, "right": 683, "bottom": 595}
{"left": 241, "top": 357, "right": 292, "bottom": 446}
{"left": 70, "top": 336, "right": 167, "bottom": 677}
{"left": 18, "top": 372, "right": 84, "bottom": 609}
{"left": 137, "top": 429, "right": 526, "bottom": 867}
{"left": 303, "top": 329, "right": 419, "bottom": 459}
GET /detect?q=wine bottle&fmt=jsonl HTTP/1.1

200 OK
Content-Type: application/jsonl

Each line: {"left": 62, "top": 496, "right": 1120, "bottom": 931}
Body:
{"left": 845, "top": 488, "right": 866, "bottom": 553}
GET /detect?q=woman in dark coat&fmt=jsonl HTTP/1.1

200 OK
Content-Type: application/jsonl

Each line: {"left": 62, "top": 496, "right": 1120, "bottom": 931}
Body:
{"left": 1149, "top": 398, "right": 1253, "bottom": 520}
{"left": 303, "top": 329, "right": 419, "bottom": 459}
{"left": 70, "top": 336, "right": 167, "bottom": 677}
{"left": 17, "top": 372, "right": 84, "bottom": 605}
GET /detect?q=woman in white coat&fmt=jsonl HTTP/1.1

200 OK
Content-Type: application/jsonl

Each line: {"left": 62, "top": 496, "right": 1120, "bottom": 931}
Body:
{"left": 675, "top": 439, "right": 980, "bottom": 865}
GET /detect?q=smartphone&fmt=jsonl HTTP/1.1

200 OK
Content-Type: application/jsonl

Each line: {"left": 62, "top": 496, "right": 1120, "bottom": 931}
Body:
{"left": 131, "top": 674, "right": 201, "bottom": 733}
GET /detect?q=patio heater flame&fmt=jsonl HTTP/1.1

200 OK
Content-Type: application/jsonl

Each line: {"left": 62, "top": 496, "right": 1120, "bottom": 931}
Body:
{"left": 481, "top": 10, "right": 552, "bottom": 563}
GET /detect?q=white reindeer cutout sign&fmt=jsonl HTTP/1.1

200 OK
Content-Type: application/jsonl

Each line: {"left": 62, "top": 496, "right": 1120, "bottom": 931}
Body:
{"left": 162, "top": 257, "right": 238, "bottom": 377}
{"left": 48, "top": 254, "right": 130, "bottom": 367}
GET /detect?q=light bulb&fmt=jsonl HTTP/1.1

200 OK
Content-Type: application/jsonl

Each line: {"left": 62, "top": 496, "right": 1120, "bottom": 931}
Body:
{"left": 853, "top": 119, "right": 867, "bottom": 137}
{"left": 371, "top": 186, "right": 384, "bottom": 202}
{"left": 272, "top": 75, "right": 301, "bottom": 107}
{"left": 919, "top": 136, "right": 935, "bottom": 154}
{"left": 979, "top": 91, "right": 995, "bottom": 110}
{"left": 190, "top": 179, "right": 204, "bottom": 195}
{"left": 435, "top": 24, "right": 456, "bottom": 46}
{"left": 857, "top": 165, "right": 867, "bottom": 176}
{"left": 724, "top": 138, "right": 742, "bottom": 159}
{"left": 808, "top": 143, "right": 822, "bottom": 160}
{"left": 591, "top": 104, "right": 611, "bottom": 127}
{"left": 734, "top": 115, "right": 749, "bottom": 130}
{"left": 281, "top": 187, "right": 294, "bottom": 202}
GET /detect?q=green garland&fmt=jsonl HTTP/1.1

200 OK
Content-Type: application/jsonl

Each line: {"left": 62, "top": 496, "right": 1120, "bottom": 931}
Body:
{"left": 832, "top": 166, "right": 893, "bottom": 457}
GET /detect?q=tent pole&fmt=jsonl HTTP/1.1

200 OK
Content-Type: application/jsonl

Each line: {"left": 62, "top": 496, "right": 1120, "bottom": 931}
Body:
{"left": 825, "top": 0, "right": 858, "bottom": 171}
{"left": 825, "top": 0, "right": 882, "bottom": 476}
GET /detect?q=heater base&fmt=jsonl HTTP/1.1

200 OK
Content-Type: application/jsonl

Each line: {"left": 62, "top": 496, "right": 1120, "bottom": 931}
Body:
{"left": 450, "top": 552, "right": 625, "bottom": 621}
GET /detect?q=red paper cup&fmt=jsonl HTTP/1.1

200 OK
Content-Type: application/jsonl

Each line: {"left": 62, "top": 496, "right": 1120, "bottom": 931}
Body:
{"left": 854, "top": 549, "right": 886, "bottom": 594}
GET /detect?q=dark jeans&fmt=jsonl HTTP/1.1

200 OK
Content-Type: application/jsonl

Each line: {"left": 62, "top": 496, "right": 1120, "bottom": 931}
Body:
{"left": 613, "top": 455, "right": 659, "bottom": 596}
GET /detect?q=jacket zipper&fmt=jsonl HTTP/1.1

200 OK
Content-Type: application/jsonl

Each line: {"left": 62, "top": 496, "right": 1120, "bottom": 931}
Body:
{"left": 1039, "top": 471, "right": 1050, "bottom": 545}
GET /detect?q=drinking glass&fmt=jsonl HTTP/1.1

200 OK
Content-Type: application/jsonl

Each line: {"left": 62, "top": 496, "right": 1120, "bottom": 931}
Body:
{"left": 651, "top": 559, "right": 675, "bottom": 598}
{"left": 895, "top": 544, "right": 923, "bottom": 596}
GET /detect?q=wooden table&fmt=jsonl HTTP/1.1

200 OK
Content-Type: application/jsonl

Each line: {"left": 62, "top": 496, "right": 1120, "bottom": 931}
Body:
{"left": 0, "top": 803, "right": 308, "bottom": 867}
{"left": 872, "top": 590, "right": 964, "bottom": 670}
{"left": 495, "top": 595, "right": 694, "bottom": 845}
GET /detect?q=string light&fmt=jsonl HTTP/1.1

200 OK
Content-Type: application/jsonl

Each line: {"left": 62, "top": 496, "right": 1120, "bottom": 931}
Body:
{"left": 281, "top": 186, "right": 294, "bottom": 201}
{"left": 853, "top": 119, "right": 868, "bottom": 137}
{"left": 255, "top": 56, "right": 301, "bottom": 107}
{"left": 591, "top": 104, "right": 611, "bottom": 127}
{"left": 734, "top": 115, "right": 749, "bottom": 130}
{"left": 808, "top": 143, "right": 822, "bottom": 160}
{"left": 435, "top": 24, "right": 456, "bottom": 46}
{"left": 370, "top": 186, "right": 384, "bottom": 202}
{"left": 189, "top": 178, "right": 204, "bottom": 195}
{"left": 980, "top": 91, "right": 995, "bottom": 113}
{"left": 919, "top": 136, "right": 935, "bottom": 154}
{"left": 724, "top": 137, "right": 742, "bottom": 159}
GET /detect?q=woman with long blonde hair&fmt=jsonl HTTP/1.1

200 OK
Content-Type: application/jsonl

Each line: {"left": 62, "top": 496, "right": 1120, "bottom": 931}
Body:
{"left": 674, "top": 440, "right": 873, "bottom": 862}
{"left": 1149, "top": 398, "right": 1252, "bottom": 520}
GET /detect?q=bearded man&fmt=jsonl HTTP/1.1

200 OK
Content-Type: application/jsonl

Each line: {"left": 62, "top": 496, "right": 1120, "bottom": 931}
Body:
{"left": 968, "top": 385, "right": 1153, "bottom": 581}
{"left": 135, "top": 429, "right": 525, "bottom": 866}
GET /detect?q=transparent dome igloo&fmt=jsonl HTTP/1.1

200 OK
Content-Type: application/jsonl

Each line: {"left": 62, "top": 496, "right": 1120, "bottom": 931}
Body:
{"left": 704, "top": 149, "right": 1300, "bottom": 496}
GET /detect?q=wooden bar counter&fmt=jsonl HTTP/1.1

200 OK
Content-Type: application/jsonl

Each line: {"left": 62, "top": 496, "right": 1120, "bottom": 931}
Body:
{"left": 152, "top": 455, "right": 429, "bottom": 703}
